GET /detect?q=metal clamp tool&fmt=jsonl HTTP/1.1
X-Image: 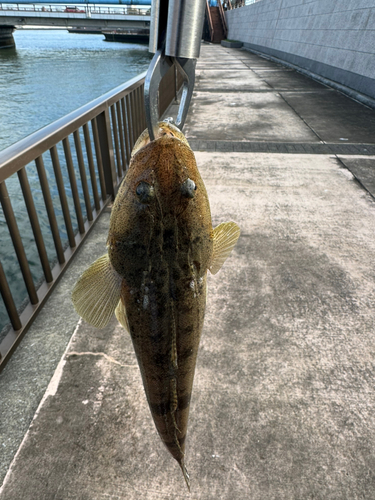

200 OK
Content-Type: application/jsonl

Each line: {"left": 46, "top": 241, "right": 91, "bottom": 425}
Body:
{"left": 144, "top": 0, "right": 205, "bottom": 141}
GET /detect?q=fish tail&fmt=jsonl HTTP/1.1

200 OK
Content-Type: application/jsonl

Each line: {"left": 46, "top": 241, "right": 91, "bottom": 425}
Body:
{"left": 178, "top": 458, "right": 191, "bottom": 492}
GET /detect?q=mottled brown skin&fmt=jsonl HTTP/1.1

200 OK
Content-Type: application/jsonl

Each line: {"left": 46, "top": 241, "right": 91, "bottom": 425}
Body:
{"left": 108, "top": 137, "right": 213, "bottom": 466}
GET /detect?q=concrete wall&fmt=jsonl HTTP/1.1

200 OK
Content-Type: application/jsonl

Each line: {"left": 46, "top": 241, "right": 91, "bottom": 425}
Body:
{"left": 226, "top": 0, "right": 375, "bottom": 100}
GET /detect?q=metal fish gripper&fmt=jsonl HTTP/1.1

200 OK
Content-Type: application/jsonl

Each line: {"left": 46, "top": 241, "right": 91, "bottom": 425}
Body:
{"left": 144, "top": 0, "right": 205, "bottom": 141}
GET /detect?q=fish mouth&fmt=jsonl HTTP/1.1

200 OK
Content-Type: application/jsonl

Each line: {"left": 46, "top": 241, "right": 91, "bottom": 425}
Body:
{"left": 131, "top": 120, "right": 191, "bottom": 158}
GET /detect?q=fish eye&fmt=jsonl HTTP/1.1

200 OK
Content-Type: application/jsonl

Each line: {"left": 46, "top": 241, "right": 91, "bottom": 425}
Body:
{"left": 181, "top": 178, "right": 197, "bottom": 199}
{"left": 136, "top": 181, "right": 154, "bottom": 204}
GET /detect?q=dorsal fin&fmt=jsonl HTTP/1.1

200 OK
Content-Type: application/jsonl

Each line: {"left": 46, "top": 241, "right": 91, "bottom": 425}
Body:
{"left": 208, "top": 222, "right": 240, "bottom": 275}
{"left": 72, "top": 254, "right": 122, "bottom": 328}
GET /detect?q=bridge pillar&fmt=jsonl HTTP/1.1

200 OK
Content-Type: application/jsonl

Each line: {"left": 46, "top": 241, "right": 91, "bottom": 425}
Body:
{"left": 0, "top": 26, "right": 15, "bottom": 49}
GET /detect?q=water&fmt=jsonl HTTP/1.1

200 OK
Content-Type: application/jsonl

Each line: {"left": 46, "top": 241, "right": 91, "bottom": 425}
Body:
{"left": 0, "top": 29, "right": 151, "bottom": 151}
{"left": 0, "top": 29, "right": 152, "bottom": 337}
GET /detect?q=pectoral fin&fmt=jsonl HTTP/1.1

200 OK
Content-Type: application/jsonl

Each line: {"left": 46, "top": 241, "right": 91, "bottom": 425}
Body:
{"left": 72, "top": 254, "right": 122, "bottom": 328}
{"left": 115, "top": 298, "right": 130, "bottom": 333}
{"left": 208, "top": 222, "right": 240, "bottom": 275}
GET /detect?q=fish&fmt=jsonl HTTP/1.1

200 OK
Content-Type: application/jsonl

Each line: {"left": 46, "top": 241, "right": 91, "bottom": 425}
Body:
{"left": 72, "top": 121, "right": 240, "bottom": 490}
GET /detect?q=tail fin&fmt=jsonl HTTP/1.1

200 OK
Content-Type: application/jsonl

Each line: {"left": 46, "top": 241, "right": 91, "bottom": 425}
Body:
{"left": 178, "top": 459, "right": 191, "bottom": 492}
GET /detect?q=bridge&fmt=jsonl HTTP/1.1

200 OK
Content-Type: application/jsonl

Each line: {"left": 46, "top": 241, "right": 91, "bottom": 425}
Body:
{"left": 0, "top": 2, "right": 151, "bottom": 47}
{"left": 0, "top": 4, "right": 151, "bottom": 29}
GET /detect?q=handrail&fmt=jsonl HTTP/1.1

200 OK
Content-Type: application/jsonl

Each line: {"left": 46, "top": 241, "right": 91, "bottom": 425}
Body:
{"left": 205, "top": 0, "right": 214, "bottom": 43}
{"left": 217, "top": 0, "right": 228, "bottom": 39}
{"left": 0, "top": 66, "right": 180, "bottom": 371}
{"left": 0, "top": 72, "right": 146, "bottom": 183}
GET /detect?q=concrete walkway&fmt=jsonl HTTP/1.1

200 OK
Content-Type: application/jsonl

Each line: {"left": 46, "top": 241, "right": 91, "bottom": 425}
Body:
{"left": 1, "top": 43, "right": 375, "bottom": 499}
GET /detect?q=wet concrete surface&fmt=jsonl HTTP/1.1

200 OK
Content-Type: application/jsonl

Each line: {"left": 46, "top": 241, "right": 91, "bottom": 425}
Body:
{"left": 185, "top": 92, "right": 319, "bottom": 142}
{"left": 279, "top": 91, "right": 375, "bottom": 144}
{"left": 1, "top": 44, "right": 375, "bottom": 499}
{"left": 196, "top": 68, "right": 271, "bottom": 91}
{"left": 187, "top": 46, "right": 375, "bottom": 147}
{"left": 251, "top": 69, "right": 331, "bottom": 91}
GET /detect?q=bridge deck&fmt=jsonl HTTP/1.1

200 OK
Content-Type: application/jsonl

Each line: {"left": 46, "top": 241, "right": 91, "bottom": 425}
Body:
{"left": 0, "top": 5, "right": 150, "bottom": 28}
{"left": 1, "top": 43, "right": 375, "bottom": 498}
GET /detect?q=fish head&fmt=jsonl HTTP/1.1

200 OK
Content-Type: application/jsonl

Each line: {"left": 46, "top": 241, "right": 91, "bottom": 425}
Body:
{"left": 108, "top": 123, "right": 213, "bottom": 281}
{"left": 131, "top": 120, "right": 190, "bottom": 158}
{"left": 131, "top": 139, "right": 199, "bottom": 209}
{"left": 110, "top": 123, "right": 212, "bottom": 230}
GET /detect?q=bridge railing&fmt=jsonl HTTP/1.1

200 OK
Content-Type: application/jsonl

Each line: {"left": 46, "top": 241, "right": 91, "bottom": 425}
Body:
{"left": 0, "top": 65, "right": 180, "bottom": 370}
{"left": 0, "top": 4, "right": 151, "bottom": 15}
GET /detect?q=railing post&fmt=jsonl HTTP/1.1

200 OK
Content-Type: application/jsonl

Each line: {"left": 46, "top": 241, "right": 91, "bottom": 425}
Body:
{"left": 205, "top": 0, "right": 214, "bottom": 43}
{"left": 0, "top": 259, "right": 22, "bottom": 331}
{"left": 96, "top": 108, "right": 117, "bottom": 200}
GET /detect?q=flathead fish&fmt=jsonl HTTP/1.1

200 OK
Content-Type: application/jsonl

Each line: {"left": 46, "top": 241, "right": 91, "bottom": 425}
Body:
{"left": 72, "top": 121, "right": 240, "bottom": 489}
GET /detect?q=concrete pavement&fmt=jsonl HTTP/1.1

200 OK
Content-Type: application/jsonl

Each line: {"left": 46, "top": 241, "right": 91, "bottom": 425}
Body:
{"left": 1, "top": 43, "right": 375, "bottom": 499}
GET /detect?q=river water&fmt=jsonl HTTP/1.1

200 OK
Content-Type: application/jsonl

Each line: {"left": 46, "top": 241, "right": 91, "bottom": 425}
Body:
{"left": 0, "top": 29, "right": 152, "bottom": 337}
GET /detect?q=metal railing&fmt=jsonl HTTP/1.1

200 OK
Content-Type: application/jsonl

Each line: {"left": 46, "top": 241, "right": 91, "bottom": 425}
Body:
{"left": 0, "top": 65, "right": 179, "bottom": 371}
{"left": 205, "top": 0, "right": 214, "bottom": 43}
{"left": 217, "top": 0, "right": 228, "bottom": 39}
